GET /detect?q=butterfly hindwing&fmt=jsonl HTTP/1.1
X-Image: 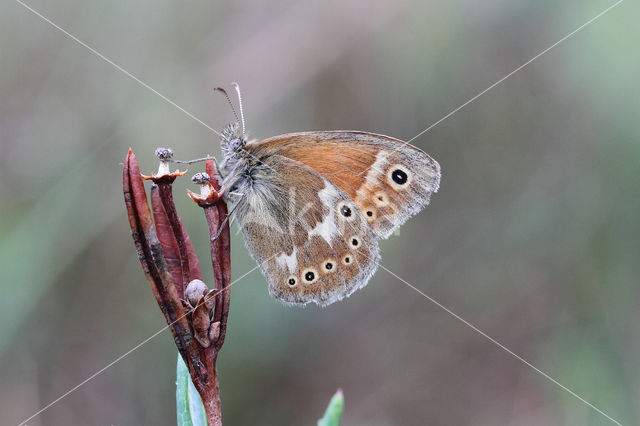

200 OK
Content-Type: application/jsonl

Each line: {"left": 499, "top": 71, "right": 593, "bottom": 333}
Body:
{"left": 230, "top": 154, "right": 380, "bottom": 306}
{"left": 248, "top": 131, "right": 441, "bottom": 238}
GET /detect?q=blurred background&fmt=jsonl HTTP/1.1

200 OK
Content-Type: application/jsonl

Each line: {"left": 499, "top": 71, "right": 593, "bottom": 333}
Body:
{"left": 1, "top": 0, "right": 638, "bottom": 425}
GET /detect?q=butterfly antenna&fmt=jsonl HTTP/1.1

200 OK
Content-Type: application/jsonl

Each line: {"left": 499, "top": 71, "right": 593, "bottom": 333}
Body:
{"left": 213, "top": 86, "right": 240, "bottom": 127}
{"left": 231, "top": 82, "right": 246, "bottom": 137}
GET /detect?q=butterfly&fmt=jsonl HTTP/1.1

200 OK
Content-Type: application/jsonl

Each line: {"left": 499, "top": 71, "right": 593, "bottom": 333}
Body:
{"left": 216, "top": 84, "right": 440, "bottom": 306}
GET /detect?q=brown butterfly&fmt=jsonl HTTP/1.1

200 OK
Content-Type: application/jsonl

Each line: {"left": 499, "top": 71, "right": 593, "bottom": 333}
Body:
{"left": 217, "top": 84, "right": 440, "bottom": 306}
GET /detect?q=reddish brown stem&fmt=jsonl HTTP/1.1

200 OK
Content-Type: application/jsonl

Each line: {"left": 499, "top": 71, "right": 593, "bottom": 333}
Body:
{"left": 203, "top": 159, "right": 231, "bottom": 349}
{"left": 202, "top": 370, "right": 222, "bottom": 426}
{"left": 204, "top": 208, "right": 223, "bottom": 319}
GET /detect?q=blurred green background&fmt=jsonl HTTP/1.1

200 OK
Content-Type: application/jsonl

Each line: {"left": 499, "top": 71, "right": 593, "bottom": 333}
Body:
{"left": 1, "top": 0, "right": 638, "bottom": 425}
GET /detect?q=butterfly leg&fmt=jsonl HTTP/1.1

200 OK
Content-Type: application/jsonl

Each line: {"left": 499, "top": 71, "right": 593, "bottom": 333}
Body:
{"left": 211, "top": 157, "right": 224, "bottom": 179}
{"left": 211, "top": 195, "right": 243, "bottom": 242}
{"left": 171, "top": 156, "right": 226, "bottom": 180}
{"left": 171, "top": 155, "right": 214, "bottom": 165}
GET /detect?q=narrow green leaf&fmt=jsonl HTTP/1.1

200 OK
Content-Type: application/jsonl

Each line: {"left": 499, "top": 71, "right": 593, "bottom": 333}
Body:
{"left": 317, "top": 389, "right": 344, "bottom": 426}
{"left": 176, "top": 354, "right": 208, "bottom": 426}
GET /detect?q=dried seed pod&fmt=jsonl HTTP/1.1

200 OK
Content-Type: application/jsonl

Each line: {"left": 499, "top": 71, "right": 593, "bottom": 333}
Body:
{"left": 185, "top": 279, "right": 209, "bottom": 307}
{"left": 204, "top": 289, "right": 216, "bottom": 311}
{"left": 124, "top": 149, "right": 231, "bottom": 424}
{"left": 209, "top": 321, "right": 221, "bottom": 343}
{"left": 192, "top": 299, "right": 212, "bottom": 348}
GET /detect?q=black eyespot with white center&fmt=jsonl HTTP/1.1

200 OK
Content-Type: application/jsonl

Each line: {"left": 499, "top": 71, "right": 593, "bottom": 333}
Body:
{"left": 302, "top": 268, "right": 319, "bottom": 284}
{"left": 350, "top": 236, "right": 360, "bottom": 248}
{"left": 287, "top": 276, "right": 298, "bottom": 287}
{"left": 337, "top": 201, "right": 355, "bottom": 221}
{"left": 342, "top": 254, "right": 353, "bottom": 265}
{"left": 323, "top": 259, "right": 336, "bottom": 272}
{"left": 392, "top": 169, "right": 408, "bottom": 185}
{"left": 387, "top": 164, "right": 412, "bottom": 190}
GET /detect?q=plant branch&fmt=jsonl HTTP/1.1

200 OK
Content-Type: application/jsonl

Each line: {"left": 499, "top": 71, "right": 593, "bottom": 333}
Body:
{"left": 124, "top": 149, "right": 231, "bottom": 425}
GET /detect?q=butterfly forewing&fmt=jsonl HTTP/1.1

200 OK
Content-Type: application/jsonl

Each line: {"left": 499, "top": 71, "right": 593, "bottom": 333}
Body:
{"left": 248, "top": 131, "right": 441, "bottom": 238}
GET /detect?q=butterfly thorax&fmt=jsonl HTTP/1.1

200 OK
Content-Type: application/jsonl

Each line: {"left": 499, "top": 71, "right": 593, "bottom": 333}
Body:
{"left": 219, "top": 125, "right": 286, "bottom": 230}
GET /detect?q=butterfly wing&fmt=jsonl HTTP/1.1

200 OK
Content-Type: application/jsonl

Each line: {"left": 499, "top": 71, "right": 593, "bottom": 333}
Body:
{"left": 247, "top": 131, "right": 440, "bottom": 238}
{"left": 231, "top": 154, "right": 380, "bottom": 306}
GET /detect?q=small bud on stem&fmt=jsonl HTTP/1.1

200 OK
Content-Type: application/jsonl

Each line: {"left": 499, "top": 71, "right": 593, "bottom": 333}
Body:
{"left": 155, "top": 147, "right": 174, "bottom": 176}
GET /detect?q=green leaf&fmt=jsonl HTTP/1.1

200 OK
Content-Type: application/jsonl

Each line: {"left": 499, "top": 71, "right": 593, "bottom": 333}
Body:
{"left": 317, "top": 389, "right": 344, "bottom": 426}
{"left": 176, "top": 354, "right": 208, "bottom": 426}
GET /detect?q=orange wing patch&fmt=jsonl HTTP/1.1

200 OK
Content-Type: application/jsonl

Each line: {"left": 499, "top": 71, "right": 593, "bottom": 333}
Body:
{"left": 247, "top": 131, "right": 440, "bottom": 238}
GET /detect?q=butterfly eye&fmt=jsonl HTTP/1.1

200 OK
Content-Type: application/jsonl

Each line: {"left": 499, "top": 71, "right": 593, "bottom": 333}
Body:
{"left": 387, "top": 165, "right": 411, "bottom": 189}
{"left": 323, "top": 260, "right": 336, "bottom": 272}
{"left": 349, "top": 236, "right": 361, "bottom": 248}
{"left": 230, "top": 137, "right": 246, "bottom": 151}
{"left": 302, "top": 268, "right": 319, "bottom": 284}
{"left": 287, "top": 276, "right": 298, "bottom": 287}
{"left": 342, "top": 254, "right": 353, "bottom": 265}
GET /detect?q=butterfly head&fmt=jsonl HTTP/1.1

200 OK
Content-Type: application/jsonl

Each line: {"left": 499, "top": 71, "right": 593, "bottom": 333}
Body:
{"left": 221, "top": 122, "right": 247, "bottom": 156}
{"left": 215, "top": 83, "right": 249, "bottom": 166}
